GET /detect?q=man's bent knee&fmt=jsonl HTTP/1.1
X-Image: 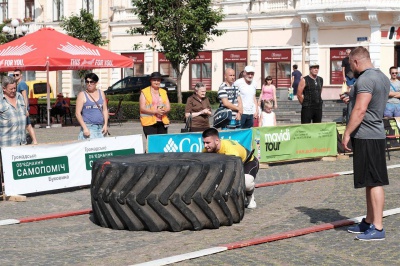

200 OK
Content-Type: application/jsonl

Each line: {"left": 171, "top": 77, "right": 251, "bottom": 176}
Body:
{"left": 245, "top": 174, "right": 255, "bottom": 192}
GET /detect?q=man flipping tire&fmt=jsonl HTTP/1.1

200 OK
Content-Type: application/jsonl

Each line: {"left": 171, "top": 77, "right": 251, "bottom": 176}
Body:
{"left": 202, "top": 128, "right": 259, "bottom": 209}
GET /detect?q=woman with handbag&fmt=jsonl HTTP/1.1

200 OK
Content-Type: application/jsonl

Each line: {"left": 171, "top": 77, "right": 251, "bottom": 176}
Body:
{"left": 75, "top": 73, "right": 109, "bottom": 140}
{"left": 139, "top": 72, "right": 171, "bottom": 137}
{"left": 184, "top": 82, "right": 212, "bottom": 132}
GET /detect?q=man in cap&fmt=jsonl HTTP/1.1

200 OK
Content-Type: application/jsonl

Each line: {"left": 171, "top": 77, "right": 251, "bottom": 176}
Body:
{"left": 297, "top": 62, "right": 324, "bottom": 124}
{"left": 233, "top": 65, "right": 258, "bottom": 128}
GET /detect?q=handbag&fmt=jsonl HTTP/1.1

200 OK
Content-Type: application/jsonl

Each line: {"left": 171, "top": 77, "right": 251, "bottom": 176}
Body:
{"left": 181, "top": 114, "right": 192, "bottom": 133}
{"left": 213, "top": 107, "right": 232, "bottom": 128}
{"left": 213, "top": 85, "right": 238, "bottom": 128}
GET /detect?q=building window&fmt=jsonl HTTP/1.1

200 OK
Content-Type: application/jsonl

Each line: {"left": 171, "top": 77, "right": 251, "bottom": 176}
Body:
{"left": 0, "top": 0, "right": 8, "bottom": 23}
{"left": 330, "top": 48, "right": 353, "bottom": 85}
{"left": 121, "top": 53, "right": 144, "bottom": 78}
{"left": 159, "top": 63, "right": 177, "bottom": 79}
{"left": 25, "top": 0, "right": 34, "bottom": 20}
{"left": 189, "top": 51, "right": 212, "bottom": 90}
{"left": 53, "top": 0, "right": 63, "bottom": 22}
{"left": 158, "top": 53, "right": 177, "bottom": 81}
{"left": 82, "top": 0, "right": 94, "bottom": 15}
{"left": 223, "top": 50, "right": 247, "bottom": 80}
{"left": 261, "top": 49, "right": 291, "bottom": 88}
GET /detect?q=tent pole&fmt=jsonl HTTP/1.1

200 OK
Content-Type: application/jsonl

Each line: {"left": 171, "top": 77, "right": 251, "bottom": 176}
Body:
{"left": 46, "top": 60, "right": 51, "bottom": 128}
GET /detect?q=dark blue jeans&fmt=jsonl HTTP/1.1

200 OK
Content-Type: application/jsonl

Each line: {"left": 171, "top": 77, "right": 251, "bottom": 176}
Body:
{"left": 241, "top": 114, "right": 254, "bottom": 129}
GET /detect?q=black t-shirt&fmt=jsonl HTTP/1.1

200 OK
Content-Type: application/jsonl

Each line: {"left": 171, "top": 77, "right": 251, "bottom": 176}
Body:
{"left": 341, "top": 57, "right": 352, "bottom": 76}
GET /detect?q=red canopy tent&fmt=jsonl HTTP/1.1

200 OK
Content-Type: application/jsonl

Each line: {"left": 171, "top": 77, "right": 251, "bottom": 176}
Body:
{"left": 0, "top": 27, "right": 133, "bottom": 127}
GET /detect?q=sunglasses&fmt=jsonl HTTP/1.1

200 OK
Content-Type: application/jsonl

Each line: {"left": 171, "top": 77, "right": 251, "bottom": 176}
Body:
{"left": 391, "top": 72, "right": 398, "bottom": 75}
{"left": 85, "top": 80, "right": 96, "bottom": 84}
{"left": 13, "top": 74, "right": 20, "bottom": 77}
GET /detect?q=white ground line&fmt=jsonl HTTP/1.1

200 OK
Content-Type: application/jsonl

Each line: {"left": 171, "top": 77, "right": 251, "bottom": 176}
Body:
{"left": 131, "top": 247, "right": 227, "bottom": 266}
{"left": 0, "top": 219, "right": 20, "bottom": 226}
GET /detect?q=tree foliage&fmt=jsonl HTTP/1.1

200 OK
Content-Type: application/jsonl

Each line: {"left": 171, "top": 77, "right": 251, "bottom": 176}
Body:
{"left": 60, "top": 9, "right": 108, "bottom": 47}
{"left": 60, "top": 9, "right": 109, "bottom": 91}
{"left": 129, "top": 0, "right": 225, "bottom": 103}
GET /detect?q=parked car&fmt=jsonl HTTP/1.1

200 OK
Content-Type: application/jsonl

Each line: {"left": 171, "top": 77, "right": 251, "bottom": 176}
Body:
{"left": 104, "top": 75, "right": 177, "bottom": 95}
{"left": 25, "top": 80, "right": 55, "bottom": 99}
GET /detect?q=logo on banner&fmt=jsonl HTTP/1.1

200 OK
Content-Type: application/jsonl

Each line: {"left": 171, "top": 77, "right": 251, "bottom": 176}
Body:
{"left": 163, "top": 138, "right": 179, "bottom": 152}
{"left": 264, "top": 129, "right": 291, "bottom": 152}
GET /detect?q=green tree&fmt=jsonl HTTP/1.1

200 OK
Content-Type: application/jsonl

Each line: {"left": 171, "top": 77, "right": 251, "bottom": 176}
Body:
{"left": 129, "top": 0, "right": 225, "bottom": 103}
{"left": 60, "top": 9, "right": 109, "bottom": 92}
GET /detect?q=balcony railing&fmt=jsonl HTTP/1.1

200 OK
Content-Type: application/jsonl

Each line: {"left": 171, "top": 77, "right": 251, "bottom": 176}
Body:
{"left": 109, "top": 0, "right": 400, "bottom": 22}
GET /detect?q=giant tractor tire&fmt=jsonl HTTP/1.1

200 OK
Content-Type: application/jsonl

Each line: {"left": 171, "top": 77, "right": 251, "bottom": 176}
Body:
{"left": 91, "top": 153, "right": 245, "bottom": 232}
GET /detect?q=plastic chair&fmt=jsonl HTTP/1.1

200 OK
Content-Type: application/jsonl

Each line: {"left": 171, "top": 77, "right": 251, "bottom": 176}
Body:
{"left": 28, "top": 98, "right": 40, "bottom": 124}
{"left": 108, "top": 98, "right": 123, "bottom": 126}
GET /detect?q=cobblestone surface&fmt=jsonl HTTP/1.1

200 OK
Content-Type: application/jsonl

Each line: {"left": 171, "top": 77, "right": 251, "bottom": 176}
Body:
{"left": 1, "top": 122, "right": 400, "bottom": 265}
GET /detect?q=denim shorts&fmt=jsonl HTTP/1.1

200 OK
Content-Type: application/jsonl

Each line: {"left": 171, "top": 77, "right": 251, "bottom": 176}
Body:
{"left": 78, "top": 124, "right": 105, "bottom": 140}
{"left": 384, "top": 103, "right": 400, "bottom": 118}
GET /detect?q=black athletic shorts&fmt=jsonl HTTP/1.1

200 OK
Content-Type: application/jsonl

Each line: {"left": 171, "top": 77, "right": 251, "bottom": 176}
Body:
{"left": 351, "top": 138, "right": 389, "bottom": 188}
{"left": 244, "top": 157, "right": 259, "bottom": 179}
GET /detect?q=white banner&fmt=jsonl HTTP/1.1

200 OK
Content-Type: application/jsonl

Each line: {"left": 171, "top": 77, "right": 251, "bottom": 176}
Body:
{"left": 1, "top": 135, "right": 144, "bottom": 195}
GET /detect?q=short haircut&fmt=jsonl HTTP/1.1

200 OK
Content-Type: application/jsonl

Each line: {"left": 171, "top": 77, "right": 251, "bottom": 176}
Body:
{"left": 293, "top": 64, "right": 298, "bottom": 70}
{"left": 389, "top": 66, "right": 397, "bottom": 73}
{"left": 349, "top": 46, "right": 370, "bottom": 60}
{"left": 194, "top": 82, "right": 205, "bottom": 91}
{"left": 85, "top": 72, "right": 99, "bottom": 82}
{"left": 2, "top": 76, "right": 16, "bottom": 88}
{"left": 14, "top": 69, "right": 22, "bottom": 74}
{"left": 202, "top": 128, "right": 219, "bottom": 139}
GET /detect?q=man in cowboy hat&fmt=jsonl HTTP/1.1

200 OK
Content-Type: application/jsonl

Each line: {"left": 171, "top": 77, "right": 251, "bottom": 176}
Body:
{"left": 297, "top": 61, "right": 324, "bottom": 124}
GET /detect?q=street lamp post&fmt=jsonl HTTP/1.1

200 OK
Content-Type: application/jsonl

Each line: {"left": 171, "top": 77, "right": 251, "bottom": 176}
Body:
{"left": 2, "top": 19, "right": 29, "bottom": 41}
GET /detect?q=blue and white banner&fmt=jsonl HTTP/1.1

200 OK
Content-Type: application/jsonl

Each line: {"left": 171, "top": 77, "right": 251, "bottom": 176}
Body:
{"left": 147, "top": 129, "right": 252, "bottom": 153}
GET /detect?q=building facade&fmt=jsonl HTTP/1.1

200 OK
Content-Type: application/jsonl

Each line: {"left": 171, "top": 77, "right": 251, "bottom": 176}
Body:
{"left": 2, "top": 0, "right": 400, "bottom": 99}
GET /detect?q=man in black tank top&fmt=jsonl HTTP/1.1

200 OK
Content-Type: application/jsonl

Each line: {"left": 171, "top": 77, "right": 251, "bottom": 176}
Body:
{"left": 296, "top": 62, "right": 324, "bottom": 124}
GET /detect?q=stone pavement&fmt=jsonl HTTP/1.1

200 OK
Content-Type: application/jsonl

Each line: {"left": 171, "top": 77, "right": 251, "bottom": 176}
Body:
{"left": 1, "top": 121, "right": 400, "bottom": 265}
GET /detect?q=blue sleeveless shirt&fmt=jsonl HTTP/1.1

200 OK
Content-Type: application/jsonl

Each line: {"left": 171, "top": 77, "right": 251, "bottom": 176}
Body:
{"left": 82, "top": 90, "right": 104, "bottom": 125}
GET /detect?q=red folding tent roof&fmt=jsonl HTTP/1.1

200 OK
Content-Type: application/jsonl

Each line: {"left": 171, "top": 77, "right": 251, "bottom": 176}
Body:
{"left": 0, "top": 27, "right": 133, "bottom": 127}
{"left": 0, "top": 27, "right": 133, "bottom": 71}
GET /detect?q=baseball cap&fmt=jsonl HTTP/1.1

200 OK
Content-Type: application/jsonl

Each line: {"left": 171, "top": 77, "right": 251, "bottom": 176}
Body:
{"left": 244, "top": 65, "right": 255, "bottom": 73}
{"left": 309, "top": 61, "right": 320, "bottom": 68}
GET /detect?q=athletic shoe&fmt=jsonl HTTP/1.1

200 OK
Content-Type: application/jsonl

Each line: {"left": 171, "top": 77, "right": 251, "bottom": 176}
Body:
{"left": 246, "top": 194, "right": 257, "bottom": 209}
{"left": 355, "top": 224, "right": 385, "bottom": 241}
{"left": 347, "top": 218, "right": 370, "bottom": 234}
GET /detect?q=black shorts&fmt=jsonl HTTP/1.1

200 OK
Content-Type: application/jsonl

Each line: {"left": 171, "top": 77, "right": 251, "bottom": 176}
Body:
{"left": 244, "top": 157, "right": 259, "bottom": 180}
{"left": 351, "top": 138, "right": 389, "bottom": 188}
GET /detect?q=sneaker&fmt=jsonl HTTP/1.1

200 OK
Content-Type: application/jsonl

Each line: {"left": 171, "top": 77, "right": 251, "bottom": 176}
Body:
{"left": 246, "top": 194, "right": 257, "bottom": 209}
{"left": 347, "top": 218, "right": 370, "bottom": 234}
{"left": 355, "top": 224, "right": 385, "bottom": 241}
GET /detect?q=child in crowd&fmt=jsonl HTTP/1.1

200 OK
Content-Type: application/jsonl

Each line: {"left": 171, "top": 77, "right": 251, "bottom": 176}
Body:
{"left": 260, "top": 99, "right": 276, "bottom": 127}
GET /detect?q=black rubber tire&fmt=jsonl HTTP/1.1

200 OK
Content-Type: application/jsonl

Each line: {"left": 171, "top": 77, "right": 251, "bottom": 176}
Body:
{"left": 90, "top": 152, "right": 245, "bottom": 232}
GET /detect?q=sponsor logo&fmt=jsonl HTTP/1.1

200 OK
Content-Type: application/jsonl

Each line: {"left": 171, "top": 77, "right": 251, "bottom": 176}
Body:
{"left": 0, "top": 43, "right": 36, "bottom": 56}
{"left": 58, "top": 42, "right": 100, "bottom": 56}
{"left": 164, "top": 138, "right": 179, "bottom": 152}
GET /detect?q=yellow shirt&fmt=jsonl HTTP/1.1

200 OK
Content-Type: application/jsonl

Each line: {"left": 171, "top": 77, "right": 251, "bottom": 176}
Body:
{"left": 203, "top": 139, "right": 253, "bottom": 163}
